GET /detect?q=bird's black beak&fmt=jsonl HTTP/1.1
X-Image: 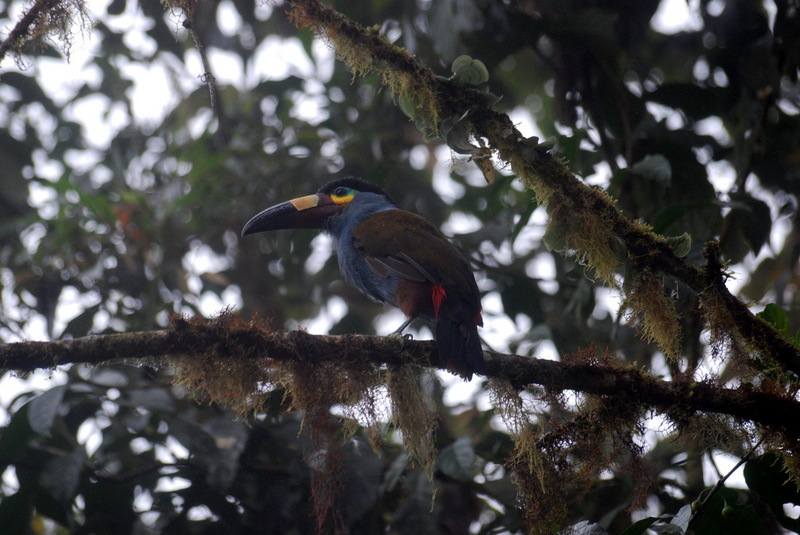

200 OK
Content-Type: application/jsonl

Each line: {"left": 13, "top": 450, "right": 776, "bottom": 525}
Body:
{"left": 241, "top": 193, "right": 341, "bottom": 237}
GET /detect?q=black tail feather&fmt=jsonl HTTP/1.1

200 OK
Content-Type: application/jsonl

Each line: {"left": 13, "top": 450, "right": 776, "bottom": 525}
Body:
{"left": 435, "top": 317, "right": 484, "bottom": 380}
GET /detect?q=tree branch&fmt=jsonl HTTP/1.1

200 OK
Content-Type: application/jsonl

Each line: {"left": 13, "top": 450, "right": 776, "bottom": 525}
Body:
{"left": 2, "top": 319, "right": 798, "bottom": 437}
{"left": 0, "top": 0, "right": 58, "bottom": 64}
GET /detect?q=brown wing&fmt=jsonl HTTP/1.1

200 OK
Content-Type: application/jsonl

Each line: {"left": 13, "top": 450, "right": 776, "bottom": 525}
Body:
{"left": 352, "top": 209, "right": 477, "bottom": 295}
{"left": 355, "top": 210, "right": 484, "bottom": 378}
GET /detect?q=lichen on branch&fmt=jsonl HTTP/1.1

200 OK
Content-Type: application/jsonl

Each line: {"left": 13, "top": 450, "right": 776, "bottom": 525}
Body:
{"left": 2, "top": 310, "right": 798, "bottom": 436}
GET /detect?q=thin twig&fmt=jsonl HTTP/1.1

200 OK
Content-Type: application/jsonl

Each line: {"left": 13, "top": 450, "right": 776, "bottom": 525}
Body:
{"left": 687, "top": 437, "right": 766, "bottom": 527}
{"left": 182, "top": 14, "right": 230, "bottom": 146}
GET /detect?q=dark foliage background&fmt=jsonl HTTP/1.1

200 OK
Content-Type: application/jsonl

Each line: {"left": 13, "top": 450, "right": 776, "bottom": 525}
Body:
{"left": 0, "top": 0, "right": 799, "bottom": 533}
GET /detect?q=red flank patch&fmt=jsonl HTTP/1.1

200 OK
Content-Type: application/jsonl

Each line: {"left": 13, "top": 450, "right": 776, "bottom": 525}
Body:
{"left": 431, "top": 285, "right": 446, "bottom": 318}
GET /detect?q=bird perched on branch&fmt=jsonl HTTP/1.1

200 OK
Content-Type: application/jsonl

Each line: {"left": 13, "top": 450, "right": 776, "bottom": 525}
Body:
{"left": 241, "top": 177, "right": 484, "bottom": 380}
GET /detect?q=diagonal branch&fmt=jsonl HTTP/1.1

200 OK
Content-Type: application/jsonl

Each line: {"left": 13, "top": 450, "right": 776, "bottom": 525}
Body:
{"left": 1, "top": 318, "right": 798, "bottom": 437}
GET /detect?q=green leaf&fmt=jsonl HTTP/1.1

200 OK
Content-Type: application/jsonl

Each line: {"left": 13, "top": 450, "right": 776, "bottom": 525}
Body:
{"left": 724, "top": 197, "right": 772, "bottom": 259}
{"left": 436, "top": 436, "right": 476, "bottom": 482}
{"left": 451, "top": 55, "right": 489, "bottom": 85}
{"left": 744, "top": 453, "right": 800, "bottom": 532}
{"left": 670, "top": 503, "right": 692, "bottom": 532}
{"left": 398, "top": 94, "right": 416, "bottom": 119}
{"left": 382, "top": 453, "right": 409, "bottom": 493}
{"left": 652, "top": 201, "right": 721, "bottom": 235}
{"left": 739, "top": 198, "right": 772, "bottom": 255}
{"left": 689, "top": 487, "right": 769, "bottom": 535}
{"left": 34, "top": 479, "right": 73, "bottom": 526}
{"left": 0, "top": 399, "right": 36, "bottom": 463}
{"left": 499, "top": 271, "right": 544, "bottom": 321}
{"left": 27, "top": 385, "right": 67, "bottom": 438}
{"left": 757, "top": 304, "right": 790, "bottom": 337}
{"left": 630, "top": 154, "right": 672, "bottom": 186}
{"left": 60, "top": 303, "right": 100, "bottom": 338}
{"left": 388, "top": 469, "right": 436, "bottom": 535}
{"left": 650, "top": 524, "right": 685, "bottom": 534}
{"left": 175, "top": 417, "right": 250, "bottom": 493}
{"left": 542, "top": 219, "right": 567, "bottom": 252}
{"left": 555, "top": 130, "right": 587, "bottom": 164}
{"left": 40, "top": 445, "right": 87, "bottom": 505}
{"left": 87, "top": 368, "right": 129, "bottom": 388}
{"left": 564, "top": 520, "right": 608, "bottom": 534}
{"left": 441, "top": 114, "right": 478, "bottom": 154}
{"left": 620, "top": 517, "right": 658, "bottom": 535}
{"left": 122, "top": 388, "right": 176, "bottom": 413}
{"left": 0, "top": 488, "right": 34, "bottom": 535}
{"left": 664, "top": 232, "right": 692, "bottom": 258}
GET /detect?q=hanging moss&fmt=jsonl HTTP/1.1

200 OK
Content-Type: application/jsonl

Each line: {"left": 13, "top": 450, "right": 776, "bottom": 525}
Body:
{"left": 626, "top": 271, "right": 683, "bottom": 362}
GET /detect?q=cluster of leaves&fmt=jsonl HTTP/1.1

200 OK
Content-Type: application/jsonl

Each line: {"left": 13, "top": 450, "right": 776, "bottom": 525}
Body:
{"left": 1, "top": 0, "right": 800, "bottom": 533}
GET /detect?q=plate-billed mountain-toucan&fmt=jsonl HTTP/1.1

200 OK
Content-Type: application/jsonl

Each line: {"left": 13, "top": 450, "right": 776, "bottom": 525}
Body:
{"left": 241, "top": 177, "right": 484, "bottom": 380}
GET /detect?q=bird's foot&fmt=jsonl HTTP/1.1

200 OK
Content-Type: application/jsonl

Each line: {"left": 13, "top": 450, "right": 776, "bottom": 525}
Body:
{"left": 390, "top": 317, "right": 414, "bottom": 336}
{"left": 387, "top": 331, "right": 414, "bottom": 341}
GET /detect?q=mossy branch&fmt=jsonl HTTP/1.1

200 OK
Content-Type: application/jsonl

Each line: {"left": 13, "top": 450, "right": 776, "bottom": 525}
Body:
{"left": 1, "top": 314, "right": 799, "bottom": 438}
{"left": 0, "top": 0, "right": 88, "bottom": 65}
{"left": 284, "top": 0, "right": 800, "bottom": 378}
{"left": 0, "top": 0, "right": 59, "bottom": 64}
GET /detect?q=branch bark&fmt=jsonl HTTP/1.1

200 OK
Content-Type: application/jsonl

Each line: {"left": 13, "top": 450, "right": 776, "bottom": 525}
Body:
{"left": 2, "top": 322, "right": 798, "bottom": 437}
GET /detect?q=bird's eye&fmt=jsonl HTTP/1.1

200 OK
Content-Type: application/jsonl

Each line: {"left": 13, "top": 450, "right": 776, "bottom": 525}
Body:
{"left": 333, "top": 187, "right": 349, "bottom": 197}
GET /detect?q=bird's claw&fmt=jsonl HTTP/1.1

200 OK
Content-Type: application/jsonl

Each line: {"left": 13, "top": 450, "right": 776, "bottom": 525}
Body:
{"left": 387, "top": 331, "right": 414, "bottom": 341}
